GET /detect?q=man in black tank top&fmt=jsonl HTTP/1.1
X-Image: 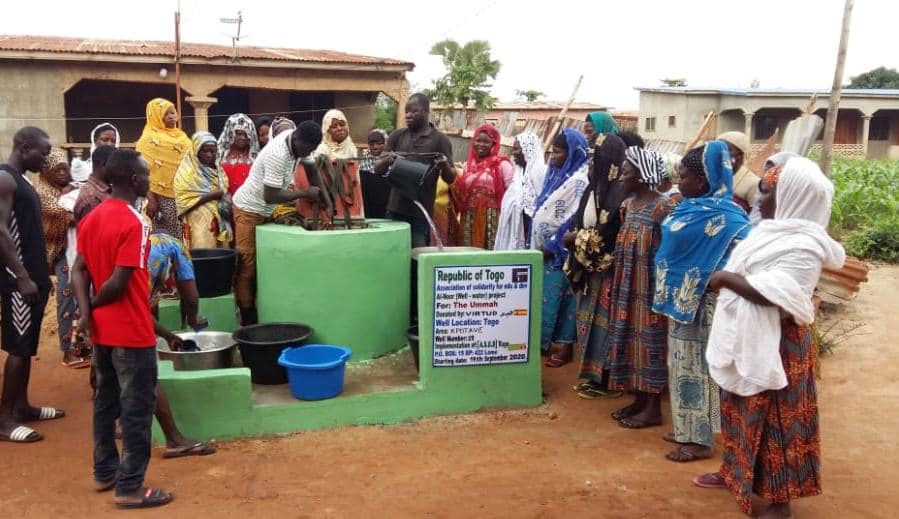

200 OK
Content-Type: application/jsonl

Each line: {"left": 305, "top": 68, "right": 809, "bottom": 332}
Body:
{"left": 0, "top": 127, "right": 62, "bottom": 444}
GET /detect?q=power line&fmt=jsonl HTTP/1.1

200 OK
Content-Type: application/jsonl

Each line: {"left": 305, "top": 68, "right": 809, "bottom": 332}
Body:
{"left": 0, "top": 103, "right": 379, "bottom": 123}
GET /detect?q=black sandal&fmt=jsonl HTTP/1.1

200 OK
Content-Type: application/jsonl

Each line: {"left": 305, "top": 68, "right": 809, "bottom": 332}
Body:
{"left": 115, "top": 487, "right": 174, "bottom": 509}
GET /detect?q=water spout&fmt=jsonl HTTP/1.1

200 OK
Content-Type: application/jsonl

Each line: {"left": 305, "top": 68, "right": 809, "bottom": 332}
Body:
{"left": 412, "top": 200, "right": 444, "bottom": 251}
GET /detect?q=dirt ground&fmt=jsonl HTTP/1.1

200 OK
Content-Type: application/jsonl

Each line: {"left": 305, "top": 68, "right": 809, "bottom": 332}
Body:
{"left": 1, "top": 265, "right": 897, "bottom": 518}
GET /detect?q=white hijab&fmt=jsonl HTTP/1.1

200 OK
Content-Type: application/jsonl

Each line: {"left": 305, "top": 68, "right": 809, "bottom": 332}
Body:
{"left": 749, "top": 151, "right": 797, "bottom": 226}
{"left": 494, "top": 131, "right": 547, "bottom": 250}
{"left": 314, "top": 109, "right": 358, "bottom": 160}
{"left": 70, "top": 123, "right": 120, "bottom": 182}
{"left": 707, "top": 157, "right": 845, "bottom": 396}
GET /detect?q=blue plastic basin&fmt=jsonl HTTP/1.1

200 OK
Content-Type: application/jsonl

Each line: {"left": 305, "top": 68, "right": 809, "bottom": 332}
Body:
{"left": 278, "top": 344, "right": 352, "bottom": 401}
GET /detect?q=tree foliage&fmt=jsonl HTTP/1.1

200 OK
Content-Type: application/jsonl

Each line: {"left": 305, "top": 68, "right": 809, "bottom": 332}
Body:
{"left": 425, "top": 39, "right": 501, "bottom": 112}
{"left": 515, "top": 89, "right": 545, "bottom": 102}
{"left": 374, "top": 93, "right": 397, "bottom": 133}
{"left": 660, "top": 78, "right": 687, "bottom": 87}
{"left": 847, "top": 66, "right": 899, "bottom": 89}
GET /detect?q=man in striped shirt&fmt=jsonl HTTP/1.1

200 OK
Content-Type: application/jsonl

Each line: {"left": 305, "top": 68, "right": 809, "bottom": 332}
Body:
{"left": 231, "top": 120, "right": 322, "bottom": 325}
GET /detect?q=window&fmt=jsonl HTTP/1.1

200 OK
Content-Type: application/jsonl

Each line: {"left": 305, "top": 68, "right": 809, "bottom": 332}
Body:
{"left": 645, "top": 117, "right": 656, "bottom": 132}
{"left": 668, "top": 115, "right": 676, "bottom": 128}
{"left": 754, "top": 115, "right": 779, "bottom": 140}
{"left": 869, "top": 117, "right": 890, "bottom": 141}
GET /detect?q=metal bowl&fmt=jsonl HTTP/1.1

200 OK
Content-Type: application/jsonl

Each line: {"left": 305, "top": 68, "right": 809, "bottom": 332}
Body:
{"left": 156, "top": 331, "right": 237, "bottom": 371}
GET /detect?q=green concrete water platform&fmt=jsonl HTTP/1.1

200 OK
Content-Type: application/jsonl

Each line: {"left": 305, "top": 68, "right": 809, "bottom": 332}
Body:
{"left": 157, "top": 244, "right": 543, "bottom": 441}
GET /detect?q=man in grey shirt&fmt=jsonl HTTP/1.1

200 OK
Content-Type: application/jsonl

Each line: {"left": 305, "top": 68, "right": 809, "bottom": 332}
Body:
{"left": 376, "top": 93, "right": 455, "bottom": 247}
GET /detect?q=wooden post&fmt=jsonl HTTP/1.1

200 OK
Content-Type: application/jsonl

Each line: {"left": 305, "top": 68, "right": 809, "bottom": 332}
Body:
{"left": 544, "top": 75, "right": 583, "bottom": 149}
{"left": 820, "top": 0, "right": 854, "bottom": 176}
{"left": 174, "top": 7, "right": 183, "bottom": 128}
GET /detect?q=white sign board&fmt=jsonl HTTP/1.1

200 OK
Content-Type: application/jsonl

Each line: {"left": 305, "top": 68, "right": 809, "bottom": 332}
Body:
{"left": 432, "top": 264, "right": 532, "bottom": 367}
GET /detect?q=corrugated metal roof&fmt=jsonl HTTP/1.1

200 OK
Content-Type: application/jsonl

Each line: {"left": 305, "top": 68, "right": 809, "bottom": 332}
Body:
{"left": 635, "top": 86, "right": 899, "bottom": 97}
{"left": 0, "top": 35, "right": 413, "bottom": 68}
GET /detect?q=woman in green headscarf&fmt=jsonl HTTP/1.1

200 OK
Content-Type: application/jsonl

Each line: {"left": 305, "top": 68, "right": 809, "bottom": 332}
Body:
{"left": 174, "top": 131, "right": 232, "bottom": 248}
{"left": 583, "top": 112, "right": 619, "bottom": 145}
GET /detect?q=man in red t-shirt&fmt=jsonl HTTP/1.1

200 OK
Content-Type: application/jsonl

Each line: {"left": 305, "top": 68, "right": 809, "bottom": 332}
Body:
{"left": 71, "top": 149, "right": 173, "bottom": 510}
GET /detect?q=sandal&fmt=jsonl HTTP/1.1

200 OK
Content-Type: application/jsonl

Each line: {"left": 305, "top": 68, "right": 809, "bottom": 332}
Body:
{"left": 62, "top": 357, "right": 91, "bottom": 369}
{"left": 163, "top": 442, "right": 217, "bottom": 459}
{"left": 115, "top": 487, "right": 174, "bottom": 509}
{"left": 693, "top": 472, "right": 727, "bottom": 489}
{"left": 617, "top": 416, "right": 662, "bottom": 429}
{"left": 19, "top": 407, "right": 66, "bottom": 422}
{"left": 543, "top": 354, "right": 571, "bottom": 368}
{"left": 666, "top": 444, "right": 713, "bottom": 463}
{"left": 0, "top": 425, "right": 43, "bottom": 443}
{"left": 573, "top": 382, "right": 622, "bottom": 399}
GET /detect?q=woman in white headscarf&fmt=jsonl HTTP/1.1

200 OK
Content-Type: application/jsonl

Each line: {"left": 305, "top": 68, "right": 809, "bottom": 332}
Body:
{"left": 494, "top": 131, "right": 546, "bottom": 250}
{"left": 70, "top": 123, "right": 120, "bottom": 186}
{"left": 695, "top": 157, "right": 844, "bottom": 518}
{"left": 314, "top": 109, "right": 358, "bottom": 160}
{"left": 749, "top": 151, "right": 798, "bottom": 225}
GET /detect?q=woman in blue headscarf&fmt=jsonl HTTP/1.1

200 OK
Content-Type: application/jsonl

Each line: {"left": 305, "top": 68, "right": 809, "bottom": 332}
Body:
{"left": 531, "top": 129, "right": 590, "bottom": 367}
{"left": 653, "top": 140, "right": 751, "bottom": 463}
{"left": 583, "top": 112, "right": 619, "bottom": 145}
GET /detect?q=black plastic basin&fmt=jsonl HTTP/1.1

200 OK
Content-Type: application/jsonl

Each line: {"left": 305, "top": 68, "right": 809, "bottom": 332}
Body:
{"left": 190, "top": 248, "right": 236, "bottom": 298}
{"left": 232, "top": 322, "right": 314, "bottom": 385}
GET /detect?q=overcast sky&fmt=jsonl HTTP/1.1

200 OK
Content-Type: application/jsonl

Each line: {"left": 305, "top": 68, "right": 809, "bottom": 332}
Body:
{"left": 3, "top": 0, "right": 896, "bottom": 109}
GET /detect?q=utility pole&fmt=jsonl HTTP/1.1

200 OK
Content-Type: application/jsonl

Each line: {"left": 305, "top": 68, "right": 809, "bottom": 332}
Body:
{"left": 174, "top": 1, "right": 183, "bottom": 128}
{"left": 820, "top": 0, "right": 854, "bottom": 176}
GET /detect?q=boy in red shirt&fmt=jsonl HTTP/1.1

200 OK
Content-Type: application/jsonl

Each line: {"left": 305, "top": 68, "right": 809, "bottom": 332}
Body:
{"left": 72, "top": 149, "right": 173, "bottom": 509}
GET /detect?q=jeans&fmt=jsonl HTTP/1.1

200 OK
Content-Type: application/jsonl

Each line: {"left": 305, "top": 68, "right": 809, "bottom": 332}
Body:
{"left": 386, "top": 211, "right": 430, "bottom": 248}
{"left": 93, "top": 345, "right": 158, "bottom": 495}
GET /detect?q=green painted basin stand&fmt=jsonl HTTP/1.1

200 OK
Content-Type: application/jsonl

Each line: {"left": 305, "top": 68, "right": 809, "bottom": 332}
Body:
{"left": 158, "top": 292, "right": 238, "bottom": 333}
{"left": 156, "top": 245, "right": 543, "bottom": 441}
{"left": 255, "top": 220, "right": 410, "bottom": 360}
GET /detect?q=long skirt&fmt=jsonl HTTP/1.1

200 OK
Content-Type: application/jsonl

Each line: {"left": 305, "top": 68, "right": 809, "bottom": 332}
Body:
{"left": 719, "top": 321, "right": 822, "bottom": 514}
{"left": 53, "top": 254, "right": 77, "bottom": 353}
{"left": 459, "top": 207, "right": 499, "bottom": 250}
{"left": 152, "top": 194, "right": 184, "bottom": 239}
{"left": 541, "top": 267, "right": 576, "bottom": 352}
{"left": 668, "top": 293, "right": 720, "bottom": 447}
{"left": 575, "top": 272, "right": 613, "bottom": 383}
{"left": 182, "top": 206, "right": 222, "bottom": 249}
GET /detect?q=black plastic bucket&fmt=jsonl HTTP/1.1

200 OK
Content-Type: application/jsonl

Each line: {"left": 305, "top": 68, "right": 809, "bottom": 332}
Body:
{"left": 406, "top": 325, "right": 420, "bottom": 372}
{"left": 232, "top": 323, "right": 314, "bottom": 384}
{"left": 190, "top": 248, "right": 237, "bottom": 298}
{"left": 387, "top": 158, "right": 431, "bottom": 201}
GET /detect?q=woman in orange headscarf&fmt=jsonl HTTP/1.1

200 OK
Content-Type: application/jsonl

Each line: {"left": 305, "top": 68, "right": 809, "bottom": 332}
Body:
{"left": 136, "top": 98, "right": 192, "bottom": 239}
{"left": 452, "top": 124, "right": 514, "bottom": 249}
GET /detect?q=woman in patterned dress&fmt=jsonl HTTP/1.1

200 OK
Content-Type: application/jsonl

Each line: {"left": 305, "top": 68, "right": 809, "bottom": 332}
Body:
{"left": 653, "top": 141, "right": 751, "bottom": 462}
{"left": 694, "top": 157, "right": 844, "bottom": 518}
{"left": 603, "top": 146, "right": 672, "bottom": 427}
{"left": 452, "top": 124, "right": 514, "bottom": 249}
{"left": 35, "top": 148, "right": 89, "bottom": 368}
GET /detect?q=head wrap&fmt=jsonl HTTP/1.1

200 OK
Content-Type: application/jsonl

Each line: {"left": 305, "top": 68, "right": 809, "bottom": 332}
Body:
{"left": 624, "top": 146, "right": 665, "bottom": 187}
{"left": 717, "top": 131, "right": 750, "bottom": 157}
{"left": 454, "top": 124, "right": 512, "bottom": 214}
{"left": 134, "top": 98, "right": 191, "bottom": 197}
{"left": 775, "top": 157, "right": 833, "bottom": 226}
{"left": 530, "top": 129, "right": 590, "bottom": 264}
{"left": 586, "top": 112, "right": 619, "bottom": 137}
{"left": 47, "top": 147, "right": 69, "bottom": 171}
{"left": 271, "top": 117, "right": 297, "bottom": 139}
{"left": 174, "top": 131, "right": 232, "bottom": 242}
{"left": 652, "top": 140, "right": 751, "bottom": 323}
{"left": 71, "top": 122, "right": 120, "bottom": 182}
{"left": 217, "top": 113, "right": 260, "bottom": 165}
{"left": 314, "top": 109, "right": 358, "bottom": 160}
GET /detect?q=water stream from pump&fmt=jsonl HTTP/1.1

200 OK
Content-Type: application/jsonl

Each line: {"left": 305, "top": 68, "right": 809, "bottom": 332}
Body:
{"left": 412, "top": 200, "right": 444, "bottom": 251}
